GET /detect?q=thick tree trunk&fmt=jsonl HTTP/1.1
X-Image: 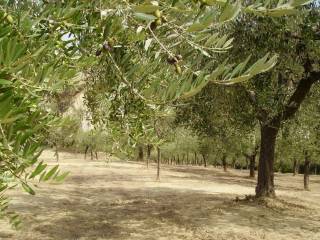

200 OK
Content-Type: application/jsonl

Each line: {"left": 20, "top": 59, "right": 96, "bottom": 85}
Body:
{"left": 222, "top": 154, "right": 227, "bottom": 172}
{"left": 156, "top": 147, "right": 161, "bottom": 181}
{"left": 304, "top": 151, "right": 310, "bottom": 191}
{"left": 255, "top": 124, "right": 279, "bottom": 198}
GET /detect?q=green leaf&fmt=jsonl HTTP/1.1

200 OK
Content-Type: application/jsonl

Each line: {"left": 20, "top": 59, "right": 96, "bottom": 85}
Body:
{"left": 43, "top": 165, "right": 59, "bottom": 181}
{"left": 206, "top": 0, "right": 227, "bottom": 6}
{"left": 134, "top": 5, "right": 159, "bottom": 14}
{"left": 219, "top": 1, "right": 241, "bottom": 22}
{"left": 0, "top": 79, "right": 12, "bottom": 85}
{"left": 134, "top": 13, "right": 157, "bottom": 21}
{"left": 187, "top": 23, "right": 207, "bottom": 32}
{"left": 21, "top": 182, "right": 35, "bottom": 195}
{"left": 290, "top": 0, "right": 312, "bottom": 7}
{"left": 54, "top": 171, "right": 70, "bottom": 182}
{"left": 29, "top": 161, "right": 47, "bottom": 179}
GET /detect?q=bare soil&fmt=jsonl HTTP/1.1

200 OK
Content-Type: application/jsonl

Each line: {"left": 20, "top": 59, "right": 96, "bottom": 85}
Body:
{"left": 0, "top": 150, "right": 320, "bottom": 240}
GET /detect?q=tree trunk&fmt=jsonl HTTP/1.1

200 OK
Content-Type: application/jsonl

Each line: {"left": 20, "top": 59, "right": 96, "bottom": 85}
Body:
{"left": 202, "top": 154, "right": 207, "bottom": 167}
{"left": 253, "top": 59, "right": 320, "bottom": 197}
{"left": 147, "top": 144, "right": 152, "bottom": 168}
{"left": 304, "top": 151, "right": 310, "bottom": 191}
{"left": 222, "top": 154, "right": 227, "bottom": 172}
{"left": 293, "top": 159, "right": 298, "bottom": 176}
{"left": 249, "top": 155, "right": 256, "bottom": 178}
{"left": 138, "top": 145, "right": 144, "bottom": 162}
{"left": 194, "top": 152, "right": 197, "bottom": 165}
{"left": 54, "top": 143, "right": 59, "bottom": 162}
{"left": 186, "top": 152, "right": 189, "bottom": 165}
{"left": 84, "top": 145, "right": 89, "bottom": 160}
{"left": 256, "top": 124, "right": 279, "bottom": 198}
{"left": 90, "top": 149, "right": 94, "bottom": 160}
{"left": 156, "top": 147, "right": 161, "bottom": 181}
{"left": 232, "top": 158, "right": 236, "bottom": 169}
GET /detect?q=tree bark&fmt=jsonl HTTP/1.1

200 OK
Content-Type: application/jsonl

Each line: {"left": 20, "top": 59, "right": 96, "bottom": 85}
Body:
{"left": 90, "top": 149, "right": 94, "bottom": 160}
{"left": 147, "top": 144, "right": 152, "bottom": 168}
{"left": 293, "top": 159, "right": 298, "bottom": 176}
{"left": 156, "top": 147, "right": 161, "bottom": 181}
{"left": 202, "top": 154, "right": 207, "bottom": 168}
{"left": 249, "top": 155, "right": 256, "bottom": 178}
{"left": 232, "top": 158, "right": 236, "bottom": 169}
{"left": 186, "top": 152, "right": 189, "bottom": 165}
{"left": 222, "top": 154, "right": 227, "bottom": 172}
{"left": 244, "top": 148, "right": 258, "bottom": 178}
{"left": 255, "top": 124, "right": 279, "bottom": 198}
{"left": 138, "top": 145, "right": 144, "bottom": 162}
{"left": 304, "top": 151, "right": 310, "bottom": 191}
{"left": 84, "top": 145, "right": 89, "bottom": 160}
{"left": 54, "top": 143, "right": 59, "bottom": 162}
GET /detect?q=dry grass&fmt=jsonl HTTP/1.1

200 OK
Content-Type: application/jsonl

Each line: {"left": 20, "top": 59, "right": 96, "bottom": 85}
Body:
{"left": 0, "top": 150, "right": 320, "bottom": 240}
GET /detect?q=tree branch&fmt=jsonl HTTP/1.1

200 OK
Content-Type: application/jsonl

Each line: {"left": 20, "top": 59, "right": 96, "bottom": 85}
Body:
{"left": 239, "top": 85, "right": 268, "bottom": 122}
{"left": 276, "top": 61, "right": 320, "bottom": 122}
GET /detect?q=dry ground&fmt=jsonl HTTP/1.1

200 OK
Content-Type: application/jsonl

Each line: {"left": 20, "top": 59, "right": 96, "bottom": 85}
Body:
{"left": 0, "top": 150, "right": 320, "bottom": 240}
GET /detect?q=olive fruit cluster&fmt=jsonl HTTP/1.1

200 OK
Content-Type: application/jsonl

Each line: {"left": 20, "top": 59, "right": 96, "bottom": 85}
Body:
{"left": 150, "top": 9, "right": 167, "bottom": 31}
{"left": 95, "top": 38, "right": 116, "bottom": 56}
{"left": 167, "top": 55, "right": 183, "bottom": 75}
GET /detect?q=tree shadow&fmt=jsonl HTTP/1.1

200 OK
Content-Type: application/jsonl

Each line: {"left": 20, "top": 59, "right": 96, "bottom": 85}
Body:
{"left": 4, "top": 184, "right": 320, "bottom": 240}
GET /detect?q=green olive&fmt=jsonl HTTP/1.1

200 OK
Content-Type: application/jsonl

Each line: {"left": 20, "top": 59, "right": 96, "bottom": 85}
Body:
{"left": 175, "top": 64, "right": 182, "bottom": 75}
{"left": 155, "top": 19, "right": 162, "bottom": 26}
{"left": 6, "top": 14, "right": 14, "bottom": 24}
{"left": 154, "top": 10, "right": 161, "bottom": 18}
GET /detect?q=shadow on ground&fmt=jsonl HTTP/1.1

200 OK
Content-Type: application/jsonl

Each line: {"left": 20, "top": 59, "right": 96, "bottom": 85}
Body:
{"left": 1, "top": 154, "right": 320, "bottom": 240}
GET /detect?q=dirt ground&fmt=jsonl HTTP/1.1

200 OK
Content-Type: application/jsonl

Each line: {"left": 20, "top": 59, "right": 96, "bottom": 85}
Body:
{"left": 0, "top": 150, "right": 320, "bottom": 240}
